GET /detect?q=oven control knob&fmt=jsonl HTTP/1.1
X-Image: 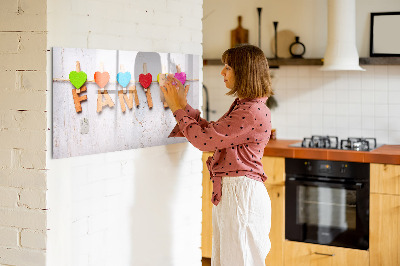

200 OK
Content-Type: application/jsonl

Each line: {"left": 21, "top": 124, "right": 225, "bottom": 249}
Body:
{"left": 340, "top": 164, "right": 347, "bottom": 174}
{"left": 304, "top": 162, "right": 312, "bottom": 171}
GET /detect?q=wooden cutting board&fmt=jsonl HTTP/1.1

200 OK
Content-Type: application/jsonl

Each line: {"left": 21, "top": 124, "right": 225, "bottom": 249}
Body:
{"left": 231, "top": 16, "right": 249, "bottom": 48}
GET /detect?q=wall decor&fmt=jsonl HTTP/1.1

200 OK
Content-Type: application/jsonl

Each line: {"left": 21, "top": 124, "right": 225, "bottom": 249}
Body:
{"left": 370, "top": 12, "right": 400, "bottom": 57}
{"left": 52, "top": 47, "right": 200, "bottom": 159}
{"left": 269, "top": 29, "right": 296, "bottom": 59}
{"left": 231, "top": 16, "right": 249, "bottom": 48}
{"left": 289, "top": 36, "right": 306, "bottom": 58}
{"left": 273, "top": 21, "right": 279, "bottom": 58}
{"left": 257, "top": 8, "right": 262, "bottom": 48}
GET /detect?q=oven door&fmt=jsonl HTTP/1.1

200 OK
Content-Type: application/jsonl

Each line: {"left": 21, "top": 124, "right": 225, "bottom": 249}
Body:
{"left": 285, "top": 177, "right": 369, "bottom": 250}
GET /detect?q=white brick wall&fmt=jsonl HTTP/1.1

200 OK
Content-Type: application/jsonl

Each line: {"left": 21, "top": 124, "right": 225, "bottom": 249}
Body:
{"left": 0, "top": 0, "right": 48, "bottom": 265}
{"left": 21, "top": 229, "right": 47, "bottom": 250}
{"left": 46, "top": 1, "right": 203, "bottom": 266}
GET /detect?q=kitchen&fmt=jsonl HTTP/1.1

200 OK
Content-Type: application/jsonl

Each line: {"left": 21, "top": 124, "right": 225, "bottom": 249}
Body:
{"left": 1, "top": 0, "right": 399, "bottom": 265}
{"left": 202, "top": 0, "right": 400, "bottom": 265}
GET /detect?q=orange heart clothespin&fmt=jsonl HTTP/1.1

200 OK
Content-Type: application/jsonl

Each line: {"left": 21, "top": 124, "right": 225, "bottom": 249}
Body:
{"left": 94, "top": 62, "right": 110, "bottom": 93}
{"left": 95, "top": 62, "right": 114, "bottom": 113}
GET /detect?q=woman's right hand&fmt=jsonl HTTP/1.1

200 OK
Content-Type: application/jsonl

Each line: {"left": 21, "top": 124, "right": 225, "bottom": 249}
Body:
{"left": 167, "top": 75, "right": 188, "bottom": 108}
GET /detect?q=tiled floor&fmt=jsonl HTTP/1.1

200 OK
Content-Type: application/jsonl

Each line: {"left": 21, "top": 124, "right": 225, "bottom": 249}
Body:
{"left": 202, "top": 257, "right": 211, "bottom": 266}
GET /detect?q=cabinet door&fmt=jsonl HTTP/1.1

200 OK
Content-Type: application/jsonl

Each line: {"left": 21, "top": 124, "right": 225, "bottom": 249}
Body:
{"left": 261, "top": 156, "right": 285, "bottom": 185}
{"left": 284, "top": 241, "right": 369, "bottom": 266}
{"left": 370, "top": 163, "right": 400, "bottom": 195}
{"left": 264, "top": 184, "right": 285, "bottom": 266}
{"left": 202, "top": 152, "right": 213, "bottom": 258}
{"left": 370, "top": 193, "right": 400, "bottom": 266}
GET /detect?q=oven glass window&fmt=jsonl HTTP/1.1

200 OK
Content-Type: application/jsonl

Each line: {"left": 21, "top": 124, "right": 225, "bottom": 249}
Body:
{"left": 297, "top": 186, "right": 356, "bottom": 230}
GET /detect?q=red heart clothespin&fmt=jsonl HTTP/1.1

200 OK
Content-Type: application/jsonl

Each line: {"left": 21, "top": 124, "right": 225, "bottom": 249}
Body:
{"left": 139, "top": 63, "right": 153, "bottom": 109}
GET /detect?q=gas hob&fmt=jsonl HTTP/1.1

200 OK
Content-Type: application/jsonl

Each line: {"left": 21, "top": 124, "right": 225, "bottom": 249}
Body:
{"left": 289, "top": 135, "right": 383, "bottom": 151}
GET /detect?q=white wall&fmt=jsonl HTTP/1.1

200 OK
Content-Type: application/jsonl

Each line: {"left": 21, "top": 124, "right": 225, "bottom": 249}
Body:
{"left": 0, "top": 0, "right": 48, "bottom": 265}
{"left": 271, "top": 65, "right": 400, "bottom": 144}
{"left": 46, "top": 0, "right": 203, "bottom": 266}
{"left": 203, "top": 0, "right": 400, "bottom": 58}
{"left": 203, "top": 0, "right": 400, "bottom": 145}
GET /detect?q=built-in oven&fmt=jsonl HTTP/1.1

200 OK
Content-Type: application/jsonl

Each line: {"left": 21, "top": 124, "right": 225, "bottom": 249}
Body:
{"left": 285, "top": 158, "right": 370, "bottom": 250}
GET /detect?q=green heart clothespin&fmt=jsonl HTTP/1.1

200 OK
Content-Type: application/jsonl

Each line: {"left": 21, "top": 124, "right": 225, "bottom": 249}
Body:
{"left": 69, "top": 61, "right": 87, "bottom": 93}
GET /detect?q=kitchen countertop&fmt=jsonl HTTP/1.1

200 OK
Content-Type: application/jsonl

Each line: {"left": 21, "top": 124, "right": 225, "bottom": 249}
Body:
{"left": 263, "top": 139, "right": 400, "bottom": 165}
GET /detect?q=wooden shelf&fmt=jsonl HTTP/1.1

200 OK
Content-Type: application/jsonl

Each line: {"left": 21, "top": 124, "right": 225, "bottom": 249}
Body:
{"left": 203, "top": 58, "right": 322, "bottom": 67}
{"left": 359, "top": 57, "right": 400, "bottom": 65}
{"left": 268, "top": 58, "right": 322, "bottom": 67}
{"left": 203, "top": 57, "right": 400, "bottom": 67}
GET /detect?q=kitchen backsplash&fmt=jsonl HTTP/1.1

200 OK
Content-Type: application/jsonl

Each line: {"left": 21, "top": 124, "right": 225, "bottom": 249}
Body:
{"left": 203, "top": 65, "right": 400, "bottom": 145}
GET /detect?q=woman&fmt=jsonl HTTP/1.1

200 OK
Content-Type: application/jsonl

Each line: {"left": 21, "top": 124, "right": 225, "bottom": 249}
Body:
{"left": 162, "top": 44, "right": 273, "bottom": 266}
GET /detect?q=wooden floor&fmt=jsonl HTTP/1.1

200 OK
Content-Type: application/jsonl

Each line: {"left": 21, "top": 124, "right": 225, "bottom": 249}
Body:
{"left": 202, "top": 257, "right": 211, "bottom": 266}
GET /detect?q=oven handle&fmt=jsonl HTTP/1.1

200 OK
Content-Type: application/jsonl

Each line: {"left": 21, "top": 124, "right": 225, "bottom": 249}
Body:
{"left": 286, "top": 177, "right": 364, "bottom": 189}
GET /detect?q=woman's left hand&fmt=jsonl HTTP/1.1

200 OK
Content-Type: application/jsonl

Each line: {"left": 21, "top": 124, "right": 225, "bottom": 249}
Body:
{"left": 161, "top": 76, "right": 185, "bottom": 113}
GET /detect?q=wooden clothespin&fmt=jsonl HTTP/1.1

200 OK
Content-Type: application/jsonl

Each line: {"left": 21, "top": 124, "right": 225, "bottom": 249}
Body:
{"left": 158, "top": 65, "right": 169, "bottom": 108}
{"left": 94, "top": 62, "right": 113, "bottom": 112}
{"left": 138, "top": 63, "right": 153, "bottom": 109}
{"left": 174, "top": 64, "right": 186, "bottom": 85}
{"left": 100, "top": 62, "right": 105, "bottom": 93}
{"left": 174, "top": 64, "right": 190, "bottom": 100}
{"left": 75, "top": 61, "right": 81, "bottom": 93}
{"left": 70, "top": 60, "right": 88, "bottom": 113}
{"left": 120, "top": 64, "right": 127, "bottom": 94}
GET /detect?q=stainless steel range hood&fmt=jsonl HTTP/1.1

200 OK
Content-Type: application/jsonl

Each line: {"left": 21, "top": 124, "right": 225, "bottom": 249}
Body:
{"left": 320, "top": 0, "right": 365, "bottom": 71}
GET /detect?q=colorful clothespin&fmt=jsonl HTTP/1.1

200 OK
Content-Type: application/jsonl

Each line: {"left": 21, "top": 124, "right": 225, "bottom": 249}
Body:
{"left": 174, "top": 64, "right": 186, "bottom": 85}
{"left": 69, "top": 61, "right": 87, "bottom": 93}
{"left": 139, "top": 63, "right": 153, "bottom": 109}
{"left": 117, "top": 64, "right": 131, "bottom": 94}
{"left": 157, "top": 65, "right": 169, "bottom": 108}
{"left": 94, "top": 62, "right": 110, "bottom": 93}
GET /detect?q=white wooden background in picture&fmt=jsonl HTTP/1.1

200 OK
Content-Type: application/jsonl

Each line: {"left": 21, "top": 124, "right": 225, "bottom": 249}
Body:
{"left": 52, "top": 47, "right": 200, "bottom": 159}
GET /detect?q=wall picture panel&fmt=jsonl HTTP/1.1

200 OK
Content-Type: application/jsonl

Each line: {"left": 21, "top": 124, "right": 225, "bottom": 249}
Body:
{"left": 52, "top": 47, "right": 200, "bottom": 159}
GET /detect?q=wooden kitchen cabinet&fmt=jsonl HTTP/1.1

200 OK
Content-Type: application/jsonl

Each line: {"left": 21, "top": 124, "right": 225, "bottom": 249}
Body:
{"left": 370, "top": 193, "right": 400, "bottom": 266}
{"left": 370, "top": 163, "right": 400, "bottom": 266}
{"left": 202, "top": 152, "right": 213, "bottom": 258}
{"left": 261, "top": 156, "right": 285, "bottom": 186}
{"left": 262, "top": 156, "right": 285, "bottom": 266}
{"left": 264, "top": 184, "right": 285, "bottom": 266}
{"left": 370, "top": 163, "right": 400, "bottom": 195}
{"left": 284, "top": 240, "right": 369, "bottom": 266}
{"left": 201, "top": 154, "right": 286, "bottom": 266}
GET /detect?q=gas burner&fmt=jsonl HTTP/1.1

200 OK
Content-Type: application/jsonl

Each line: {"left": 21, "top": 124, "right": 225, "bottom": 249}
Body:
{"left": 301, "top": 135, "right": 339, "bottom": 149}
{"left": 340, "top": 137, "right": 377, "bottom": 151}
{"left": 289, "top": 136, "right": 381, "bottom": 151}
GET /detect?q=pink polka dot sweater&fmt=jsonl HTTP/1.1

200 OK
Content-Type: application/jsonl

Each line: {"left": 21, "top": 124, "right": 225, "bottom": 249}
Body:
{"left": 168, "top": 97, "right": 272, "bottom": 206}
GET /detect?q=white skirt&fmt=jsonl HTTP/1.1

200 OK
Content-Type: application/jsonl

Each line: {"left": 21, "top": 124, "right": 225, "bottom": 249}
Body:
{"left": 211, "top": 176, "right": 271, "bottom": 266}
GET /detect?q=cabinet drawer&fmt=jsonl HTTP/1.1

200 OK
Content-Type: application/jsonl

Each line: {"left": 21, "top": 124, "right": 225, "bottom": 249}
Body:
{"left": 284, "top": 241, "right": 369, "bottom": 266}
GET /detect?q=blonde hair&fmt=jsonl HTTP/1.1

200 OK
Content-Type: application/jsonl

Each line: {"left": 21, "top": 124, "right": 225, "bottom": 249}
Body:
{"left": 221, "top": 44, "right": 273, "bottom": 99}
